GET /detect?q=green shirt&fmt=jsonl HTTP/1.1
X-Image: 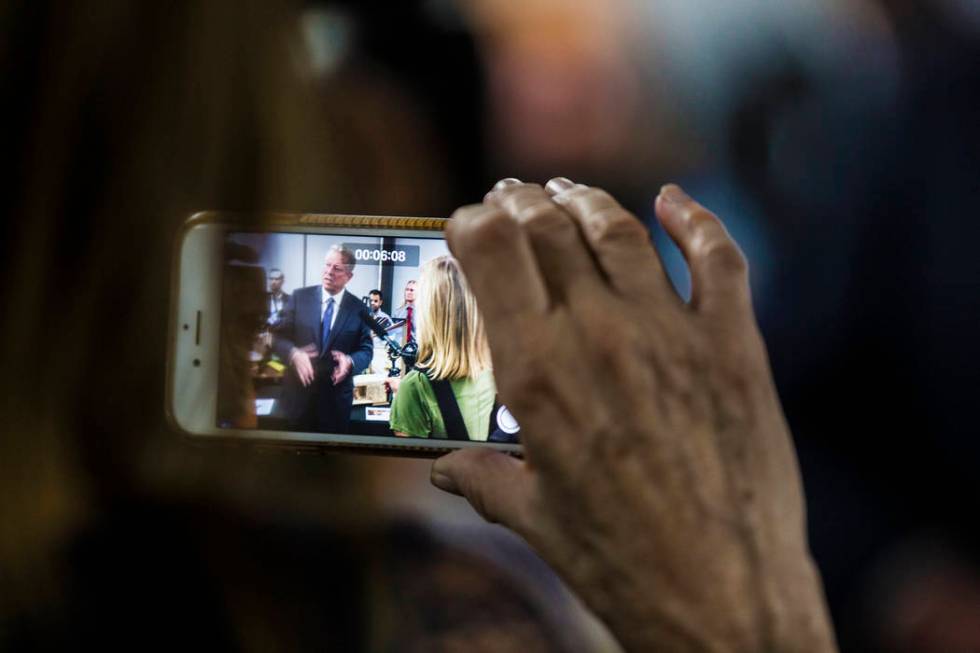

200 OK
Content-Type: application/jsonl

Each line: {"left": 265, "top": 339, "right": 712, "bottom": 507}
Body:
{"left": 389, "top": 369, "right": 496, "bottom": 440}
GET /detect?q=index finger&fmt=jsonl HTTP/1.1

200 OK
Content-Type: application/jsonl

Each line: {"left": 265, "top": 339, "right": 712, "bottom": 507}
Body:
{"left": 445, "top": 203, "right": 549, "bottom": 329}
{"left": 445, "top": 203, "right": 550, "bottom": 381}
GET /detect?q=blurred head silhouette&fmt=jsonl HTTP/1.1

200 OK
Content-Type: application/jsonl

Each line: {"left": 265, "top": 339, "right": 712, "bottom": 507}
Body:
{"left": 0, "top": 0, "right": 375, "bottom": 619}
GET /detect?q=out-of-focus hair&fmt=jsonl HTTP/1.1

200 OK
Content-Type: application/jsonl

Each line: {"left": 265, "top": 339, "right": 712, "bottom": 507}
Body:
{"left": 414, "top": 256, "right": 491, "bottom": 381}
{"left": 0, "top": 0, "right": 358, "bottom": 618}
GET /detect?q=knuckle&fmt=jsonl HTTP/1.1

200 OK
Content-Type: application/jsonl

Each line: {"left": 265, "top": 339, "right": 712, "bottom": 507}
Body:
{"left": 685, "top": 204, "right": 718, "bottom": 226}
{"left": 684, "top": 207, "right": 722, "bottom": 242}
{"left": 498, "top": 182, "right": 543, "bottom": 198}
{"left": 562, "top": 187, "right": 612, "bottom": 216}
{"left": 698, "top": 239, "right": 748, "bottom": 275}
{"left": 685, "top": 206, "right": 719, "bottom": 228}
{"left": 587, "top": 207, "right": 647, "bottom": 246}
{"left": 517, "top": 201, "right": 569, "bottom": 234}
{"left": 684, "top": 208, "right": 748, "bottom": 274}
{"left": 569, "top": 186, "right": 612, "bottom": 206}
{"left": 451, "top": 207, "right": 516, "bottom": 252}
{"left": 493, "top": 184, "right": 544, "bottom": 210}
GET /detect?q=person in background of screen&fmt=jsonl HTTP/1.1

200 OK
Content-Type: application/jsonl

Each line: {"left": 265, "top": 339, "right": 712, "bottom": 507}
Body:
{"left": 266, "top": 268, "right": 289, "bottom": 328}
{"left": 389, "top": 257, "right": 495, "bottom": 440}
{"left": 366, "top": 289, "right": 393, "bottom": 347}
{"left": 390, "top": 279, "right": 417, "bottom": 344}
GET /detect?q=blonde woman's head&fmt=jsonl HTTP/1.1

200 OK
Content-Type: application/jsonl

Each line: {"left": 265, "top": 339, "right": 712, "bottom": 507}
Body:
{"left": 415, "top": 256, "right": 491, "bottom": 381}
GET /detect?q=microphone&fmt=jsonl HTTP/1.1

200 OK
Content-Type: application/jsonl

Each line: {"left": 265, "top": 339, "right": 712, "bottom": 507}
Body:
{"left": 358, "top": 307, "right": 402, "bottom": 352}
{"left": 358, "top": 307, "right": 419, "bottom": 376}
{"left": 384, "top": 319, "right": 406, "bottom": 333}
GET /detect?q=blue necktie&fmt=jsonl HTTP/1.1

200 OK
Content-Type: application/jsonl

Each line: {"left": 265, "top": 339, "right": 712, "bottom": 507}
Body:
{"left": 321, "top": 297, "right": 335, "bottom": 354}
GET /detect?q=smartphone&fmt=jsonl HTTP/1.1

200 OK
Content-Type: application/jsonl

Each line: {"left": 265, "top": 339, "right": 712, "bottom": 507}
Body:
{"left": 167, "top": 212, "right": 522, "bottom": 457}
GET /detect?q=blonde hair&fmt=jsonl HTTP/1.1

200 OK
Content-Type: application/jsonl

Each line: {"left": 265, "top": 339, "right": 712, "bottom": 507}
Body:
{"left": 414, "top": 256, "right": 491, "bottom": 381}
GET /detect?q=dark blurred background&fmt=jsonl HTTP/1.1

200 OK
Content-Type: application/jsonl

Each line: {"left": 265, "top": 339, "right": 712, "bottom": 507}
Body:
{"left": 3, "top": 0, "right": 978, "bottom": 651}
{"left": 302, "top": 0, "right": 980, "bottom": 650}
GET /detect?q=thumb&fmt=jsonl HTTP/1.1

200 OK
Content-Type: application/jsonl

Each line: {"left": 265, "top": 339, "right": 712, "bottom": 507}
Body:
{"left": 432, "top": 448, "right": 533, "bottom": 532}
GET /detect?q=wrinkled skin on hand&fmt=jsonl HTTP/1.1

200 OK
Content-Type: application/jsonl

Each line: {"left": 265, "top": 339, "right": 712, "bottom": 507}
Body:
{"left": 432, "top": 179, "right": 838, "bottom": 653}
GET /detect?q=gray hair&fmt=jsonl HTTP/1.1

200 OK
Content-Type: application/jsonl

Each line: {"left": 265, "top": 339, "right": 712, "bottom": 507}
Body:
{"left": 326, "top": 244, "right": 356, "bottom": 271}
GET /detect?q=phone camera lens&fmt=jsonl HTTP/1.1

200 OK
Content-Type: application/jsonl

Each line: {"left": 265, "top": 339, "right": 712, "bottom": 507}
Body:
{"left": 193, "top": 359, "right": 200, "bottom": 367}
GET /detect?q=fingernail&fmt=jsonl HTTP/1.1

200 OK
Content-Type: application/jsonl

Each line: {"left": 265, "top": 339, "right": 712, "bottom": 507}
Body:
{"left": 545, "top": 177, "right": 575, "bottom": 195}
{"left": 659, "top": 183, "right": 691, "bottom": 205}
{"left": 431, "top": 470, "right": 460, "bottom": 495}
{"left": 493, "top": 177, "right": 522, "bottom": 191}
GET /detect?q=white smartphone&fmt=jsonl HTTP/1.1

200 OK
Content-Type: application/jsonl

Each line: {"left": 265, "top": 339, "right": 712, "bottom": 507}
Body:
{"left": 167, "top": 212, "right": 522, "bottom": 457}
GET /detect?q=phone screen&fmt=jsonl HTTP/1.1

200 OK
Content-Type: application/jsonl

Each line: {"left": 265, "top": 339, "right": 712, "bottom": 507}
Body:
{"left": 217, "top": 231, "right": 520, "bottom": 444}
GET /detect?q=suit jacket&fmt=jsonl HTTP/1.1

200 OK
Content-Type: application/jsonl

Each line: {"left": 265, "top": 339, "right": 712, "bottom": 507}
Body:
{"left": 272, "top": 286, "right": 373, "bottom": 430}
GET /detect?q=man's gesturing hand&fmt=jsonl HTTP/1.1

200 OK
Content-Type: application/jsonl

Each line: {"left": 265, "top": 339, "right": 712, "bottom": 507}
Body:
{"left": 330, "top": 351, "right": 353, "bottom": 385}
{"left": 291, "top": 346, "right": 316, "bottom": 387}
{"left": 432, "top": 179, "right": 837, "bottom": 653}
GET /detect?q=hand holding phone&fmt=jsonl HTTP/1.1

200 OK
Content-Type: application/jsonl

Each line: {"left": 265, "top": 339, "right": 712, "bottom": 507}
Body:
{"left": 431, "top": 179, "right": 838, "bottom": 653}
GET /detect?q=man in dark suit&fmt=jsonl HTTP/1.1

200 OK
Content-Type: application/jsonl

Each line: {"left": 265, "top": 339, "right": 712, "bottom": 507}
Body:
{"left": 272, "top": 246, "right": 373, "bottom": 432}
